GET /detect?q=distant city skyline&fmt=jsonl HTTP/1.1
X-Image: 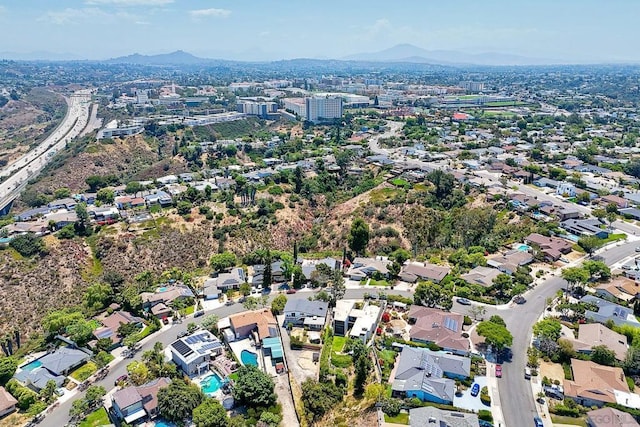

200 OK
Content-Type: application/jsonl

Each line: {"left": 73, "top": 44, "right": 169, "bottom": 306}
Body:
{"left": 1, "top": 0, "right": 639, "bottom": 63}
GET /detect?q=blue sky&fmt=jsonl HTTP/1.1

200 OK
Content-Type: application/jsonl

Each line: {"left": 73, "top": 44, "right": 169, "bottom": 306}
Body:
{"left": 0, "top": 0, "right": 638, "bottom": 61}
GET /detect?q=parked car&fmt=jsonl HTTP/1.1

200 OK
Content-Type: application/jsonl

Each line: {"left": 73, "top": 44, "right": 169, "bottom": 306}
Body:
{"left": 636, "top": 246, "right": 640, "bottom": 252}
{"left": 470, "top": 383, "right": 480, "bottom": 397}
{"left": 495, "top": 364, "right": 502, "bottom": 378}
{"left": 162, "top": 317, "right": 169, "bottom": 325}
{"left": 115, "top": 375, "right": 128, "bottom": 386}
{"left": 225, "top": 300, "right": 235, "bottom": 306}
{"left": 534, "top": 416, "right": 544, "bottom": 427}
{"left": 286, "top": 289, "right": 297, "bottom": 294}
{"left": 456, "top": 297, "right": 472, "bottom": 305}
{"left": 194, "top": 310, "right": 205, "bottom": 317}
{"left": 524, "top": 367, "right": 531, "bottom": 380}
{"left": 177, "top": 330, "right": 189, "bottom": 339}
{"left": 513, "top": 295, "right": 526, "bottom": 305}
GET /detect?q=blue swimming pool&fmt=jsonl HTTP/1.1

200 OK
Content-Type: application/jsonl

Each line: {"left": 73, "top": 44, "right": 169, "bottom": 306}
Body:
{"left": 201, "top": 373, "right": 225, "bottom": 395}
{"left": 241, "top": 350, "right": 258, "bottom": 366}
{"left": 21, "top": 359, "right": 42, "bottom": 371}
{"left": 155, "top": 420, "right": 176, "bottom": 427}
{"left": 516, "top": 244, "right": 532, "bottom": 252}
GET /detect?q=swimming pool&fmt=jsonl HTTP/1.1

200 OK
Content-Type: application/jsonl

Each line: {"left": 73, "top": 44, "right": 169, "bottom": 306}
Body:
{"left": 240, "top": 350, "right": 258, "bottom": 366}
{"left": 155, "top": 420, "right": 176, "bottom": 427}
{"left": 201, "top": 373, "right": 225, "bottom": 395}
{"left": 21, "top": 359, "right": 42, "bottom": 371}
{"left": 516, "top": 244, "right": 532, "bottom": 252}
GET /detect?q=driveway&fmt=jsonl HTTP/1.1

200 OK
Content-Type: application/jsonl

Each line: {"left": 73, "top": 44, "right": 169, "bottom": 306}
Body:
{"left": 454, "top": 376, "right": 490, "bottom": 412}
{"left": 274, "top": 373, "right": 300, "bottom": 427}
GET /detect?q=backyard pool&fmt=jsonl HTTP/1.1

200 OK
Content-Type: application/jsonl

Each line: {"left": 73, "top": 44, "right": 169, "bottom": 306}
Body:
{"left": 155, "top": 420, "right": 176, "bottom": 427}
{"left": 240, "top": 350, "right": 258, "bottom": 366}
{"left": 516, "top": 244, "right": 532, "bottom": 252}
{"left": 21, "top": 359, "right": 42, "bottom": 371}
{"left": 201, "top": 373, "right": 225, "bottom": 395}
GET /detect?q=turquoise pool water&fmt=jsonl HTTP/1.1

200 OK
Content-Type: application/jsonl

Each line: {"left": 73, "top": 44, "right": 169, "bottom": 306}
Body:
{"left": 241, "top": 350, "right": 258, "bottom": 366}
{"left": 21, "top": 360, "right": 42, "bottom": 371}
{"left": 155, "top": 420, "right": 176, "bottom": 427}
{"left": 516, "top": 244, "right": 532, "bottom": 252}
{"left": 158, "top": 286, "right": 168, "bottom": 292}
{"left": 201, "top": 373, "right": 225, "bottom": 394}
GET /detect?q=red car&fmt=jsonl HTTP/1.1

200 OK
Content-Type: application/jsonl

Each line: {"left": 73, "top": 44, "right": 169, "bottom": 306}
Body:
{"left": 495, "top": 364, "right": 502, "bottom": 378}
{"left": 286, "top": 289, "right": 297, "bottom": 294}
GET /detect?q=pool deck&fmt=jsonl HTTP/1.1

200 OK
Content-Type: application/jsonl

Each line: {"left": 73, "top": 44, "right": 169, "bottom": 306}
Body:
{"left": 193, "top": 372, "right": 225, "bottom": 400}
{"left": 228, "top": 339, "right": 264, "bottom": 370}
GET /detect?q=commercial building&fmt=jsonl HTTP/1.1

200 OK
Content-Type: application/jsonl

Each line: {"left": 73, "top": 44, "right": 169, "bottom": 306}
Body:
{"left": 236, "top": 100, "right": 278, "bottom": 118}
{"left": 305, "top": 95, "right": 343, "bottom": 122}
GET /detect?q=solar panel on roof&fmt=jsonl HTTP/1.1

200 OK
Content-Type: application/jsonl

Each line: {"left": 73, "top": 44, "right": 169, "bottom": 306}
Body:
{"left": 172, "top": 340, "right": 194, "bottom": 357}
{"left": 443, "top": 317, "right": 458, "bottom": 332}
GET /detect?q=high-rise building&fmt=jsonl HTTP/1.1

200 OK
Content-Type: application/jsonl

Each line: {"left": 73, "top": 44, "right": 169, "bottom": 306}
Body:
{"left": 236, "top": 100, "right": 278, "bottom": 118}
{"left": 460, "top": 81, "right": 485, "bottom": 93}
{"left": 305, "top": 95, "right": 343, "bottom": 122}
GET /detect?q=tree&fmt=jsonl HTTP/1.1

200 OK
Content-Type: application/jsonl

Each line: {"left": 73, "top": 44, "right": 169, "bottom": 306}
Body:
{"left": 293, "top": 166, "right": 303, "bottom": 194}
{"left": 348, "top": 218, "right": 370, "bottom": 256}
{"left": 0, "top": 357, "right": 17, "bottom": 385}
{"left": 476, "top": 320, "right": 513, "bottom": 352}
{"left": 271, "top": 294, "right": 287, "bottom": 315}
{"left": 192, "top": 398, "right": 229, "bottom": 427}
{"left": 65, "top": 319, "right": 94, "bottom": 346}
{"left": 414, "top": 281, "right": 451, "bottom": 308}
{"left": 469, "top": 305, "right": 487, "bottom": 321}
{"left": 9, "top": 233, "right": 46, "bottom": 257}
{"left": 292, "top": 265, "right": 305, "bottom": 289}
{"left": 533, "top": 319, "right": 562, "bottom": 341}
{"left": 623, "top": 346, "right": 640, "bottom": 375}
{"left": 127, "top": 361, "right": 150, "bottom": 386}
{"left": 242, "top": 297, "right": 260, "bottom": 311}
{"left": 232, "top": 365, "right": 276, "bottom": 408}
{"left": 84, "top": 283, "right": 113, "bottom": 312}
{"left": 239, "top": 283, "right": 252, "bottom": 297}
{"left": 210, "top": 252, "right": 237, "bottom": 272}
{"left": 176, "top": 201, "right": 193, "bottom": 215}
{"left": 380, "top": 398, "right": 402, "bottom": 417}
{"left": 578, "top": 236, "right": 601, "bottom": 256}
{"left": 488, "top": 315, "right": 506, "bottom": 327}
{"left": 301, "top": 379, "right": 344, "bottom": 423}
{"left": 84, "top": 385, "right": 106, "bottom": 408}
{"left": 582, "top": 260, "right": 611, "bottom": 281}
{"left": 94, "top": 351, "right": 112, "bottom": 369}
{"left": 258, "top": 411, "right": 282, "bottom": 427}
{"left": 96, "top": 188, "right": 115, "bottom": 204}
{"left": 561, "top": 267, "right": 590, "bottom": 291}
{"left": 364, "top": 383, "right": 386, "bottom": 402}
{"left": 42, "top": 309, "right": 84, "bottom": 335}
{"left": 39, "top": 380, "right": 58, "bottom": 404}
{"left": 201, "top": 315, "right": 220, "bottom": 333}
{"left": 590, "top": 345, "right": 617, "bottom": 367}
{"left": 117, "top": 322, "right": 140, "bottom": 338}
{"left": 158, "top": 379, "right": 205, "bottom": 423}
{"left": 491, "top": 274, "right": 513, "bottom": 299}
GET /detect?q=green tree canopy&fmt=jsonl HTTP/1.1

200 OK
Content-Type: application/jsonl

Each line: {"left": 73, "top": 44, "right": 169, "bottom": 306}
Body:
{"left": 192, "top": 398, "right": 229, "bottom": 427}
{"left": 476, "top": 320, "right": 513, "bottom": 352}
{"left": 533, "top": 319, "right": 562, "bottom": 341}
{"left": 590, "top": 345, "right": 617, "bottom": 367}
{"left": 271, "top": 294, "right": 287, "bottom": 315}
{"left": 157, "top": 379, "right": 206, "bottom": 423}
{"left": 210, "top": 252, "right": 237, "bottom": 272}
{"left": 232, "top": 365, "right": 276, "bottom": 408}
{"left": 348, "top": 218, "right": 370, "bottom": 255}
{"left": 561, "top": 266, "right": 590, "bottom": 290}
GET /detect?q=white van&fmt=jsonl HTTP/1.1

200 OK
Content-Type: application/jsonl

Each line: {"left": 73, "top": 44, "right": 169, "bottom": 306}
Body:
{"left": 524, "top": 367, "right": 532, "bottom": 380}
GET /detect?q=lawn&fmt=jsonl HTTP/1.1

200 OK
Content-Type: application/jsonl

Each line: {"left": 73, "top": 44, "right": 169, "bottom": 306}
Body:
{"left": 599, "top": 233, "right": 626, "bottom": 245}
{"left": 384, "top": 412, "right": 409, "bottom": 425}
{"left": 80, "top": 408, "right": 110, "bottom": 427}
{"left": 184, "top": 305, "right": 195, "bottom": 315}
{"left": 391, "top": 178, "right": 411, "bottom": 188}
{"left": 228, "top": 372, "right": 239, "bottom": 382}
{"left": 550, "top": 415, "right": 587, "bottom": 426}
{"left": 70, "top": 362, "right": 97, "bottom": 382}
{"left": 332, "top": 336, "right": 347, "bottom": 352}
{"left": 331, "top": 352, "right": 353, "bottom": 368}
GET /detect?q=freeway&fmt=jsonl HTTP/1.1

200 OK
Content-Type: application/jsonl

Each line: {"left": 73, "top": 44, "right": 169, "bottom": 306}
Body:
{"left": 39, "top": 288, "right": 392, "bottom": 427}
{"left": 0, "top": 89, "right": 94, "bottom": 213}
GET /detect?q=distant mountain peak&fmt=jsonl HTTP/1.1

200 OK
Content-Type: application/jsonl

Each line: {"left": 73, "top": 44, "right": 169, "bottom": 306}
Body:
{"left": 105, "top": 50, "right": 207, "bottom": 65}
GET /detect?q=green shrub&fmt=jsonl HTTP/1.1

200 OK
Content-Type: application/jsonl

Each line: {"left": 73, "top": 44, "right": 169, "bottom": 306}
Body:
{"left": 463, "top": 316, "right": 472, "bottom": 326}
{"left": 478, "top": 409, "right": 493, "bottom": 422}
{"left": 331, "top": 353, "right": 352, "bottom": 368}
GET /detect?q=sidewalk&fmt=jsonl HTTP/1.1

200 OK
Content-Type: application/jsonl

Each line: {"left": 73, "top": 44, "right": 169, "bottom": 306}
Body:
{"left": 485, "top": 361, "right": 506, "bottom": 427}
{"left": 530, "top": 375, "right": 552, "bottom": 426}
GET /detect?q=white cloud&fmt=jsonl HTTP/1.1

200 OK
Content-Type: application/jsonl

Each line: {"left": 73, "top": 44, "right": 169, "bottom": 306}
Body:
{"left": 39, "top": 7, "right": 140, "bottom": 25}
{"left": 85, "top": 0, "right": 173, "bottom": 6}
{"left": 189, "top": 8, "right": 231, "bottom": 19}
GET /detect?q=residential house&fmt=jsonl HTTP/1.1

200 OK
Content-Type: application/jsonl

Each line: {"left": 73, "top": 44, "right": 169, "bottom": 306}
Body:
{"left": 141, "top": 285, "right": 195, "bottom": 319}
{"left": 562, "top": 219, "right": 609, "bottom": 239}
{"left": 111, "top": 377, "right": 171, "bottom": 424}
{"left": 460, "top": 266, "right": 501, "bottom": 288}
{"left": 114, "top": 196, "right": 146, "bottom": 210}
{"left": 557, "top": 182, "right": 577, "bottom": 197}
{"left": 144, "top": 191, "right": 173, "bottom": 207}
{"left": 88, "top": 206, "right": 120, "bottom": 223}
{"left": 587, "top": 407, "right": 640, "bottom": 427}
{"left": 93, "top": 310, "right": 144, "bottom": 346}
{"left": 621, "top": 208, "right": 640, "bottom": 221}
{"left": 525, "top": 233, "right": 573, "bottom": 261}
{"left": 14, "top": 347, "right": 90, "bottom": 391}
{"left": 509, "top": 193, "right": 538, "bottom": 211}
{"left": 558, "top": 208, "right": 581, "bottom": 221}
{"left": 250, "top": 262, "right": 285, "bottom": 286}
{"left": 408, "top": 406, "right": 479, "bottom": 427}
{"left": 228, "top": 309, "right": 278, "bottom": 342}
{"left": 533, "top": 177, "right": 559, "bottom": 189}
{"left": 408, "top": 306, "right": 469, "bottom": 355}
{"left": 601, "top": 194, "right": 629, "bottom": 210}
{"left": 595, "top": 277, "right": 640, "bottom": 303}
{"left": 48, "top": 198, "right": 77, "bottom": 210}
{"left": 346, "top": 257, "right": 391, "bottom": 280}
{"left": 45, "top": 211, "right": 78, "bottom": 230}
{"left": 81, "top": 193, "right": 97, "bottom": 205}
{"left": 14, "top": 206, "right": 50, "bottom": 221}
{"left": 391, "top": 347, "right": 470, "bottom": 405}
{"left": 202, "top": 278, "right": 222, "bottom": 300}
{"left": 157, "top": 175, "right": 178, "bottom": 186}
{"left": 564, "top": 359, "right": 630, "bottom": 407}
{"left": 581, "top": 296, "right": 640, "bottom": 328}
{"left": 486, "top": 250, "right": 533, "bottom": 274}
{"left": 170, "top": 330, "right": 223, "bottom": 377}
{"left": 333, "top": 300, "right": 383, "bottom": 344}
{"left": 0, "top": 387, "right": 17, "bottom": 418}
{"left": 283, "top": 299, "right": 329, "bottom": 331}
{"left": 300, "top": 257, "right": 341, "bottom": 281}
{"left": 399, "top": 262, "right": 451, "bottom": 284}
{"left": 566, "top": 323, "right": 628, "bottom": 361}
{"left": 211, "top": 268, "right": 246, "bottom": 292}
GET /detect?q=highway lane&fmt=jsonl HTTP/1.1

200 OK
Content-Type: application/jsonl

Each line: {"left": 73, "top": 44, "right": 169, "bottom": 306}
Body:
{"left": 39, "top": 287, "right": 398, "bottom": 427}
